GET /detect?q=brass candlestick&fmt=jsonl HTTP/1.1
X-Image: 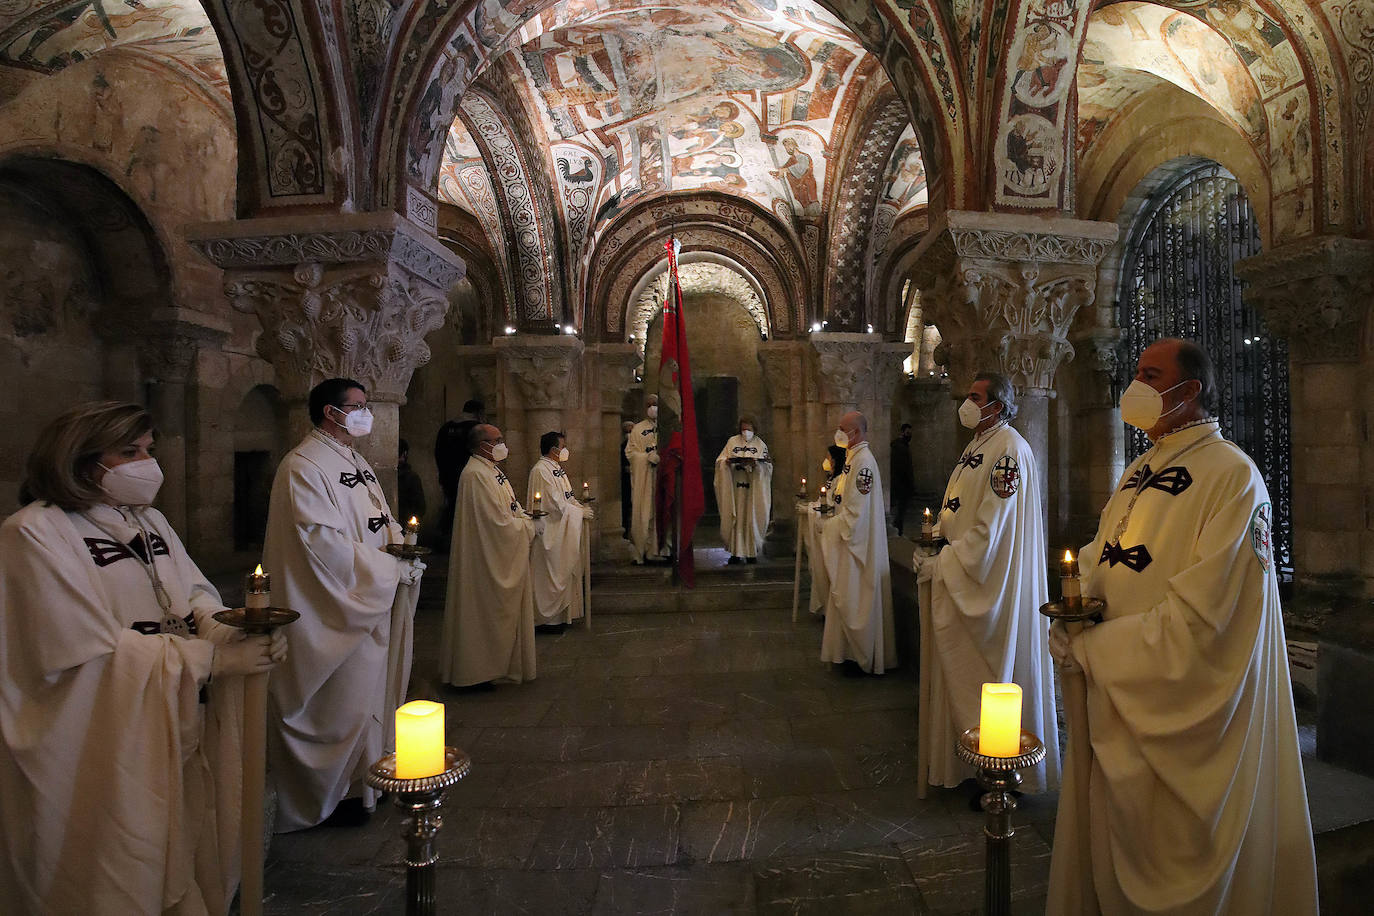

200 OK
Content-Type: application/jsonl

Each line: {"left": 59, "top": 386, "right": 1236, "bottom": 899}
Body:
{"left": 366, "top": 748, "right": 472, "bottom": 916}
{"left": 955, "top": 728, "right": 1046, "bottom": 916}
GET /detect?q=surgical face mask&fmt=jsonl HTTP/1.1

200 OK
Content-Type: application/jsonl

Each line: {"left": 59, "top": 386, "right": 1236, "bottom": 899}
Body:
{"left": 490, "top": 442, "right": 509, "bottom": 462}
{"left": 834, "top": 429, "right": 849, "bottom": 449}
{"left": 1120, "top": 379, "right": 1189, "bottom": 431}
{"left": 98, "top": 457, "right": 164, "bottom": 506}
{"left": 958, "top": 398, "right": 993, "bottom": 430}
{"left": 332, "top": 405, "right": 373, "bottom": 437}
{"left": 822, "top": 457, "right": 833, "bottom": 473}
{"left": 742, "top": 429, "right": 755, "bottom": 442}
{"left": 646, "top": 405, "right": 658, "bottom": 419}
{"left": 557, "top": 447, "right": 569, "bottom": 462}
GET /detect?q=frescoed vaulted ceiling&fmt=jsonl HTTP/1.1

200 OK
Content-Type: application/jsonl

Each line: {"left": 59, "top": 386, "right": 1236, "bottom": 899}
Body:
{"left": 0, "top": 0, "right": 227, "bottom": 103}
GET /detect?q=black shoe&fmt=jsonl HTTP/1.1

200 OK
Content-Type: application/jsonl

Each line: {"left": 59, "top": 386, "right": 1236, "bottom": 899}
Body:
{"left": 745, "top": 556, "right": 757, "bottom": 564}
{"left": 323, "top": 797, "right": 371, "bottom": 828}
{"left": 727, "top": 556, "right": 742, "bottom": 565}
{"left": 537, "top": 622, "right": 568, "bottom": 634}
{"left": 448, "top": 680, "right": 496, "bottom": 693}
{"left": 840, "top": 660, "right": 867, "bottom": 678}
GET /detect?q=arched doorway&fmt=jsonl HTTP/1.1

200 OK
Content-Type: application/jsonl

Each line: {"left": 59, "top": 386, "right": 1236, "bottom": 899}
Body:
{"left": 1116, "top": 161, "right": 1292, "bottom": 578}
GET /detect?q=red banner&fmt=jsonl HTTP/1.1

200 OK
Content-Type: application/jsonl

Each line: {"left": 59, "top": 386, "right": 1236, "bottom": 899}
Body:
{"left": 654, "top": 238, "right": 704, "bottom": 587}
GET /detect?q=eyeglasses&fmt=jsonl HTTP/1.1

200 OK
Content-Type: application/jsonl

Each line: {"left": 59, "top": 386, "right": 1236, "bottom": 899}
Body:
{"left": 335, "top": 403, "right": 368, "bottom": 413}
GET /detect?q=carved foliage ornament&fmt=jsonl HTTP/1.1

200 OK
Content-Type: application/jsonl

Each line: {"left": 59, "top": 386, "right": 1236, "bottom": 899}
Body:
{"left": 225, "top": 262, "right": 448, "bottom": 399}
{"left": 502, "top": 344, "right": 581, "bottom": 410}
{"left": 191, "top": 228, "right": 464, "bottom": 290}
{"left": 1236, "top": 237, "right": 1374, "bottom": 362}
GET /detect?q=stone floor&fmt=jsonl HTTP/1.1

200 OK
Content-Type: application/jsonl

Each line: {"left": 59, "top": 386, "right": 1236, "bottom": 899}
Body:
{"left": 258, "top": 579, "right": 1058, "bottom": 914}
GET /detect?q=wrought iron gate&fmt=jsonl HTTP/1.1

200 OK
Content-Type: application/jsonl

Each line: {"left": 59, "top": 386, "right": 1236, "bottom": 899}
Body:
{"left": 1116, "top": 162, "right": 1292, "bottom": 578}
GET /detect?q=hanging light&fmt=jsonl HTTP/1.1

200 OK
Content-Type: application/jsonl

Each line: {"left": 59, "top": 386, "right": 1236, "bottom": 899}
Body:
{"left": 564, "top": 325, "right": 576, "bottom": 335}
{"left": 505, "top": 326, "right": 516, "bottom": 335}
{"left": 811, "top": 322, "right": 822, "bottom": 333}
{"left": 867, "top": 324, "right": 874, "bottom": 334}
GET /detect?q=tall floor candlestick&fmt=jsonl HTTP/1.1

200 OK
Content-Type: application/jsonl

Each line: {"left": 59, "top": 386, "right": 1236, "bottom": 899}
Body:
{"left": 955, "top": 728, "right": 1046, "bottom": 916}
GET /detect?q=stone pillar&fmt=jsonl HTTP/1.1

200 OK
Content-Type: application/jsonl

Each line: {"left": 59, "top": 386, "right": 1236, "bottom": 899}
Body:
{"left": 758, "top": 341, "right": 804, "bottom": 543}
{"left": 909, "top": 211, "right": 1118, "bottom": 515}
{"left": 592, "top": 343, "right": 642, "bottom": 556}
{"left": 189, "top": 213, "right": 465, "bottom": 508}
{"left": 137, "top": 309, "right": 232, "bottom": 538}
{"left": 1062, "top": 321, "right": 1123, "bottom": 545}
{"left": 1238, "top": 237, "right": 1374, "bottom": 593}
{"left": 494, "top": 334, "right": 584, "bottom": 507}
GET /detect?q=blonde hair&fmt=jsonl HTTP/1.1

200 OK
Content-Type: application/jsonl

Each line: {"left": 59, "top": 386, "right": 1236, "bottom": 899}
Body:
{"left": 21, "top": 402, "right": 154, "bottom": 510}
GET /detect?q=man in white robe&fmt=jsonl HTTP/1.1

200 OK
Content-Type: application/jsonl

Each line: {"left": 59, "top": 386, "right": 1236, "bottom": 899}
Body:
{"left": 264, "top": 379, "right": 422, "bottom": 831}
{"left": 626, "top": 394, "right": 667, "bottom": 563}
{"left": 714, "top": 418, "right": 772, "bottom": 564}
{"left": 804, "top": 445, "right": 846, "bottom": 616}
{"left": 914, "top": 372, "right": 1059, "bottom": 795}
{"left": 819, "top": 411, "right": 897, "bottom": 674}
{"left": 442, "top": 424, "right": 538, "bottom": 686}
{"left": 528, "top": 431, "right": 590, "bottom": 626}
{"left": 1048, "top": 338, "right": 1316, "bottom": 914}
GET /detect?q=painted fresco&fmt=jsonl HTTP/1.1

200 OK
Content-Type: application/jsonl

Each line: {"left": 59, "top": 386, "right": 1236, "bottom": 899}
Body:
{"left": 880, "top": 126, "right": 929, "bottom": 215}
{"left": 0, "top": 0, "right": 227, "bottom": 102}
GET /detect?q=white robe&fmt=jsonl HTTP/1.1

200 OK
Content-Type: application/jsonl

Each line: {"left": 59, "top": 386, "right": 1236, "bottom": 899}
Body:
{"left": 0, "top": 502, "right": 244, "bottom": 915}
{"left": 714, "top": 434, "right": 773, "bottom": 558}
{"left": 803, "top": 478, "right": 840, "bottom": 615}
{"left": 819, "top": 442, "right": 897, "bottom": 673}
{"left": 625, "top": 417, "right": 666, "bottom": 561}
{"left": 528, "top": 457, "right": 588, "bottom": 625}
{"left": 442, "top": 455, "right": 537, "bottom": 686}
{"left": 1048, "top": 421, "right": 1317, "bottom": 915}
{"left": 264, "top": 431, "right": 405, "bottom": 832}
{"left": 918, "top": 423, "right": 1060, "bottom": 793}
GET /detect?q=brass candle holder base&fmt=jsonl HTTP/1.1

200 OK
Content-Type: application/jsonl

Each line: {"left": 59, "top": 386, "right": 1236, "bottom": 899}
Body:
{"left": 367, "top": 747, "right": 472, "bottom": 916}
{"left": 213, "top": 606, "right": 300, "bottom": 635}
{"left": 812, "top": 504, "right": 835, "bottom": 516}
{"left": 385, "top": 544, "right": 433, "bottom": 560}
{"left": 955, "top": 728, "right": 1046, "bottom": 916}
{"left": 525, "top": 509, "right": 549, "bottom": 519}
{"left": 1038, "top": 596, "right": 1106, "bottom": 624}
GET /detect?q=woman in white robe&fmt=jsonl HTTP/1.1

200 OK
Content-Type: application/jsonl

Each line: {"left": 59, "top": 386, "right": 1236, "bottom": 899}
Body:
{"left": 527, "top": 433, "right": 589, "bottom": 625}
{"left": 713, "top": 420, "right": 772, "bottom": 563}
{"left": 0, "top": 402, "right": 280, "bottom": 916}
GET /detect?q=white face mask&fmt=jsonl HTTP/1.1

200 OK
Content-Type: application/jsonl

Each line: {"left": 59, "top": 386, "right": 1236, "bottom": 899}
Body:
{"left": 490, "top": 442, "right": 510, "bottom": 462}
{"left": 822, "top": 457, "right": 833, "bottom": 473}
{"left": 557, "top": 447, "right": 569, "bottom": 462}
{"left": 646, "top": 405, "right": 658, "bottom": 419}
{"left": 98, "top": 457, "right": 164, "bottom": 506}
{"left": 742, "top": 429, "right": 755, "bottom": 442}
{"left": 332, "top": 405, "right": 373, "bottom": 437}
{"left": 958, "top": 398, "right": 993, "bottom": 430}
{"left": 834, "top": 429, "right": 849, "bottom": 449}
{"left": 1120, "top": 379, "right": 1189, "bottom": 431}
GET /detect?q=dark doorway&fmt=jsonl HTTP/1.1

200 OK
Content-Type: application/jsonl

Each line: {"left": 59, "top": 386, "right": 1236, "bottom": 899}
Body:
{"left": 234, "top": 450, "right": 272, "bottom": 550}
{"left": 695, "top": 376, "right": 739, "bottom": 516}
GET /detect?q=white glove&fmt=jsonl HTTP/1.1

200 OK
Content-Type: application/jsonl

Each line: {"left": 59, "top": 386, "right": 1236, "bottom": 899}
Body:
{"left": 1048, "top": 621, "right": 1083, "bottom": 674}
{"left": 269, "top": 628, "right": 288, "bottom": 663}
{"left": 400, "top": 557, "right": 427, "bottom": 586}
{"left": 534, "top": 518, "right": 546, "bottom": 538}
{"left": 915, "top": 549, "right": 937, "bottom": 584}
{"left": 211, "top": 632, "right": 275, "bottom": 678}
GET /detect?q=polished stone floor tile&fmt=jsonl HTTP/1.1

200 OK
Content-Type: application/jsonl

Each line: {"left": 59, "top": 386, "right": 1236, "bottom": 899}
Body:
{"left": 591, "top": 864, "right": 755, "bottom": 915}
{"left": 620, "top": 757, "right": 748, "bottom": 804}
{"left": 527, "top": 803, "right": 682, "bottom": 869}
{"left": 680, "top": 796, "right": 824, "bottom": 863}
{"left": 752, "top": 847, "right": 926, "bottom": 916}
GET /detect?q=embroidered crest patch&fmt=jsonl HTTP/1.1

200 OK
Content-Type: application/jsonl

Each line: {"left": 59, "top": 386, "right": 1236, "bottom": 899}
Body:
{"left": 990, "top": 456, "right": 1020, "bottom": 499}
{"left": 1250, "top": 502, "right": 1273, "bottom": 573}
{"left": 856, "top": 468, "right": 874, "bottom": 495}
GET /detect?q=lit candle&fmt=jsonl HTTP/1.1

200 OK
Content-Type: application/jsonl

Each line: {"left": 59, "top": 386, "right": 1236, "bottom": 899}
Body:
{"left": 395, "top": 700, "right": 446, "bottom": 779}
{"left": 533, "top": 490, "right": 543, "bottom": 513}
{"left": 798, "top": 476, "right": 808, "bottom": 498}
{"left": 245, "top": 564, "right": 270, "bottom": 623}
{"left": 921, "top": 507, "right": 934, "bottom": 539}
{"left": 979, "top": 683, "right": 1023, "bottom": 757}
{"left": 583, "top": 481, "right": 591, "bottom": 501}
{"left": 819, "top": 483, "right": 827, "bottom": 500}
{"left": 404, "top": 516, "right": 419, "bottom": 546}
{"left": 1061, "top": 548, "right": 1081, "bottom": 607}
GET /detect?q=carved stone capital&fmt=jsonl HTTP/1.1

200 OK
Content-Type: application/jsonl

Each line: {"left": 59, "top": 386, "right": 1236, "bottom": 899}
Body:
{"left": 1237, "top": 237, "right": 1374, "bottom": 363}
{"left": 872, "top": 342, "right": 914, "bottom": 404}
{"left": 188, "top": 211, "right": 466, "bottom": 292}
{"left": 223, "top": 261, "right": 448, "bottom": 401}
{"left": 910, "top": 210, "right": 1116, "bottom": 392}
{"left": 757, "top": 341, "right": 803, "bottom": 405}
{"left": 591, "top": 343, "right": 643, "bottom": 412}
{"left": 495, "top": 334, "right": 584, "bottom": 410}
{"left": 809, "top": 332, "right": 884, "bottom": 405}
{"left": 138, "top": 308, "right": 233, "bottom": 384}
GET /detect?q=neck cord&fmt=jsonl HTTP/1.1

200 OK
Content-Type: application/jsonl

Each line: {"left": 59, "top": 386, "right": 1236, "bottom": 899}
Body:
{"left": 80, "top": 506, "right": 189, "bottom": 636}
{"left": 1110, "top": 423, "right": 1221, "bottom": 546}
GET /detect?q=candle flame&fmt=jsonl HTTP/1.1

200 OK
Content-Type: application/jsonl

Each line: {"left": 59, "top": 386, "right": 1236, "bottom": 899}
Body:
{"left": 253, "top": 564, "right": 264, "bottom": 575}
{"left": 924, "top": 507, "right": 932, "bottom": 518}
{"left": 535, "top": 491, "right": 541, "bottom": 498}
{"left": 409, "top": 516, "right": 418, "bottom": 526}
{"left": 1064, "top": 549, "right": 1074, "bottom": 563}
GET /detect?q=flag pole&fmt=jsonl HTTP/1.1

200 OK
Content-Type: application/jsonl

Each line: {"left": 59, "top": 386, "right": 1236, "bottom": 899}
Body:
{"left": 669, "top": 230, "right": 682, "bottom": 585}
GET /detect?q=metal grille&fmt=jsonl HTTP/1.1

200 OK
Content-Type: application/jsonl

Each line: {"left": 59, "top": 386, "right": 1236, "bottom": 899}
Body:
{"left": 1117, "top": 163, "right": 1292, "bottom": 579}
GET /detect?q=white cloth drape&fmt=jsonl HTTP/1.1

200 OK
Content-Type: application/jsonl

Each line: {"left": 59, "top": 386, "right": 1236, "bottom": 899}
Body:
{"left": 1047, "top": 422, "right": 1316, "bottom": 915}
{"left": 264, "top": 432, "right": 405, "bottom": 832}
{"left": 819, "top": 442, "right": 897, "bottom": 673}
{"left": 441, "top": 455, "right": 537, "bottom": 686}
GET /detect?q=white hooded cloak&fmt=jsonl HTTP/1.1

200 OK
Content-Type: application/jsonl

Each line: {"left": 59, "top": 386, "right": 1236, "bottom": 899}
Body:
{"left": 442, "top": 454, "right": 537, "bottom": 686}
{"left": 1048, "top": 420, "right": 1316, "bottom": 915}
{"left": 625, "top": 416, "right": 665, "bottom": 562}
{"left": 528, "top": 456, "right": 588, "bottom": 625}
{"left": 917, "top": 422, "right": 1059, "bottom": 794}
{"left": 0, "top": 502, "right": 244, "bottom": 915}
{"left": 264, "top": 430, "right": 406, "bottom": 832}
{"left": 714, "top": 433, "right": 772, "bottom": 558}
{"left": 819, "top": 441, "right": 897, "bottom": 673}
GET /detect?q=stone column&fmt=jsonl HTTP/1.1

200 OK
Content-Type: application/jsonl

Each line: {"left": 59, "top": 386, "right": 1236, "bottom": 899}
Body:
{"left": 909, "top": 211, "right": 1118, "bottom": 515}
{"left": 758, "top": 340, "right": 804, "bottom": 544}
{"left": 493, "top": 334, "right": 584, "bottom": 507}
{"left": 189, "top": 212, "right": 465, "bottom": 508}
{"left": 137, "top": 308, "right": 232, "bottom": 539}
{"left": 1238, "top": 237, "right": 1374, "bottom": 593}
{"left": 592, "top": 343, "right": 642, "bottom": 556}
{"left": 1062, "top": 322, "right": 1123, "bottom": 545}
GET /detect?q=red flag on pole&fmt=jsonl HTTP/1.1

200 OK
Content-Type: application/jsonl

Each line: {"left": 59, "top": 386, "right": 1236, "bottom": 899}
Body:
{"left": 655, "top": 237, "right": 704, "bottom": 587}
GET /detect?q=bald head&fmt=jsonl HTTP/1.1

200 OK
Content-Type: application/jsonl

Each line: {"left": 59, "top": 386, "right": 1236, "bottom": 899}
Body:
{"left": 1132, "top": 338, "right": 1213, "bottom": 439}
{"left": 468, "top": 423, "right": 505, "bottom": 461}
{"left": 838, "top": 411, "right": 868, "bottom": 448}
